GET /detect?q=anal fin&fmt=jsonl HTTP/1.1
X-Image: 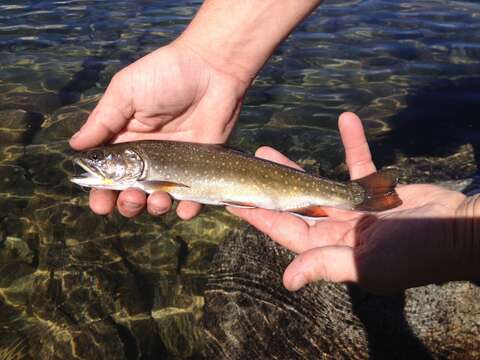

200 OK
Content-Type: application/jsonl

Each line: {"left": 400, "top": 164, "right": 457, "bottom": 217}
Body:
{"left": 222, "top": 201, "right": 256, "bottom": 209}
{"left": 288, "top": 206, "right": 328, "bottom": 218}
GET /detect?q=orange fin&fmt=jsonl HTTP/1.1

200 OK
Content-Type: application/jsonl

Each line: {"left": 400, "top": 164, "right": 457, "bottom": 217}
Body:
{"left": 222, "top": 201, "right": 256, "bottom": 209}
{"left": 288, "top": 206, "right": 328, "bottom": 218}
{"left": 139, "top": 180, "right": 189, "bottom": 193}
{"left": 352, "top": 169, "right": 402, "bottom": 211}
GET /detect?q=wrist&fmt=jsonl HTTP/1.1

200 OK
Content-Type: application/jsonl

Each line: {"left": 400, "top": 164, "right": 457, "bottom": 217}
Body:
{"left": 454, "top": 194, "right": 480, "bottom": 280}
{"left": 176, "top": 0, "right": 322, "bottom": 85}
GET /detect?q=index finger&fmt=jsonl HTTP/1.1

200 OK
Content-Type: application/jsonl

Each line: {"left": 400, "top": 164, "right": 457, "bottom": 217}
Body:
{"left": 226, "top": 207, "right": 312, "bottom": 253}
{"left": 338, "top": 112, "right": 376, "bottom": 180}
{"left": 70, "top": 71, "right": 134, "bottom": 150}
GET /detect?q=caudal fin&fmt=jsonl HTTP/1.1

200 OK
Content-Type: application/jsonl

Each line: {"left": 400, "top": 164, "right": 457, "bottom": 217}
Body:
{"left": 352, "top": 169, "right": 402, "bottom": 211}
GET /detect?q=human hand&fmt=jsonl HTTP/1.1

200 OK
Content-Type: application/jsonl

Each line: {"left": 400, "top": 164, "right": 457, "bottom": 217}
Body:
{"left": 228, "top": 112, "right": 470, "bottom": 295}
{"left": 68, "top": 0, "right": 327, "bottom": 219}
{"left": 70, "top": 40, "right": 249, "bottom": 219}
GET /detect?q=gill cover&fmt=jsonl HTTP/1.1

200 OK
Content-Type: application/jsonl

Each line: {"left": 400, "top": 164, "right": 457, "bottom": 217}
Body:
{"left": 70, "top": 147, "right": 145, "bottom": 189}
{"left": 85, "top": 147, "right": 144, "bottom": 182}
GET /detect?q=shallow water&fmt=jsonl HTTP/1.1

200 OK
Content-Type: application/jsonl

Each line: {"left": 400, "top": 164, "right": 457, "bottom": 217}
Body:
{"left": 0, "top": 0, "right": 479, "bottom": 358}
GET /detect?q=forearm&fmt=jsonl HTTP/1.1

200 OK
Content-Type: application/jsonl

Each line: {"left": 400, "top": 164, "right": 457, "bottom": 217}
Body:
{"left": 177, "top": 0, "right": 323, "bottom": 84}
{"left": 454, "top": 194, "right": 480, "bottom": 279}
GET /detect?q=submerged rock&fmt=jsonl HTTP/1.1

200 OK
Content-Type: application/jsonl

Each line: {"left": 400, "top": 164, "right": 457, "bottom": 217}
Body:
{"left": 0, "top": 109, "right": 44, "bottom": 145}
{"left": 204, "top": 226, "right": 480, "bottom": 359}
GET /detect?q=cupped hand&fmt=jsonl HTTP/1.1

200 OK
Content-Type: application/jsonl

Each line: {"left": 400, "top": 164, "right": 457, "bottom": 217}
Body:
{"left": 70, "top": 40, "right": 249, "bottom": 219}
{"left": 228, "top": 112, "right": 467, "bottom": 295}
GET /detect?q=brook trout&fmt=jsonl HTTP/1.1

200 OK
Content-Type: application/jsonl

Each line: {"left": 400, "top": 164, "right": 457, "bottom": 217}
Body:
{"left": 70, "top": 140, "right": 402, "bottom": 217}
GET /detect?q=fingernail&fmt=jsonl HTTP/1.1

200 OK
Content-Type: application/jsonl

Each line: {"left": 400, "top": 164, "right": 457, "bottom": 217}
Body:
{"left": 289, "top": 273, "right": 307, "bottom": 291}
{"left": 124, "top": 201, "right": 142, "bottom": 210}
{"left": 151, "top": 207, "right": 167, "bottom": 215}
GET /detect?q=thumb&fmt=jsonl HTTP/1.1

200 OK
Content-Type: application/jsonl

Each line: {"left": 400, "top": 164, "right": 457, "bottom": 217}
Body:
{"left": 283, "top": 246, "right": 358, "bottom": 291}
{"left": 70, "top": 70, "right": 134, "bottom": 150}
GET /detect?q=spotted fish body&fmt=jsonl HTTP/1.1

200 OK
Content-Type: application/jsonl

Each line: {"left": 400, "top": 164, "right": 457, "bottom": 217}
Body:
{"left": 70, "top": 140, "right": 402, "bottom": 217}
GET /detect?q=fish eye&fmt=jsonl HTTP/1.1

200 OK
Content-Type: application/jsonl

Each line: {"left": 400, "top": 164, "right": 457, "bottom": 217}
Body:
{"left": 88, "top": 150, "right": 104, "bottom": 162}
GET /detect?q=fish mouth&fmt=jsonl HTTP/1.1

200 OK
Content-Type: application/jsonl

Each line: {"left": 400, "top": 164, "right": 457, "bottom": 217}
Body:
{"left": 69, "top": 157, "right": 105, "bottom": 187}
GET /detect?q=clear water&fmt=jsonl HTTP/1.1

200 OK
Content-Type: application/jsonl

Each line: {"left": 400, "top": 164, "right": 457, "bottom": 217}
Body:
{"left": 0, "top": 0, "right": 479, "bottom": 358}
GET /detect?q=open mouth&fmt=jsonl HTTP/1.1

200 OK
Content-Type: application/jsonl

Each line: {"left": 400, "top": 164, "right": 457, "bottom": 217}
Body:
{"left": 69, "top": 158, "right": 104, "bottom": 187}
{"left": 69, "top": 158, "right": 131, "bottom": 191}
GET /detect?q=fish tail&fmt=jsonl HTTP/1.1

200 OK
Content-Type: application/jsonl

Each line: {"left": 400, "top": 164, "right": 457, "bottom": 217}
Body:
{"left": 352, "top": 169, "right": 402, "bottom": 211}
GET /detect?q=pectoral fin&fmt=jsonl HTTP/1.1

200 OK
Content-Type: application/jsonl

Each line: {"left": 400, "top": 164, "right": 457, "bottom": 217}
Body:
{"left": 139, "top": 180, "right": 189, "bottom": 194}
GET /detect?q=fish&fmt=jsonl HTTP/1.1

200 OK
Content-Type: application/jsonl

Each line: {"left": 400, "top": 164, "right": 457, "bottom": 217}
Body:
{"left": 69, "top": 140, "right": 402, "bottom": 218}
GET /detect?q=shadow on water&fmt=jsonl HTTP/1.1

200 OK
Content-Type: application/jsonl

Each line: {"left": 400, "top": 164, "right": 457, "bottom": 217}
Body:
{"left": 369, "top": 76, "right": 480, "bottom": 176}
{"left": 351, "top": 216, "right": 479, "bottom": 359}
{"left": 58, "top": 56, "right": 106, "bottom": 106}
{"left": 347, "top": 77, "right": 480, "bottom": 359}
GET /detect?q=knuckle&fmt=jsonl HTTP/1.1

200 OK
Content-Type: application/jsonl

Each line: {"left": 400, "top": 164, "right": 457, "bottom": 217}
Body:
{"left": 111, "top": 69, "right": 127, "bottom": 85}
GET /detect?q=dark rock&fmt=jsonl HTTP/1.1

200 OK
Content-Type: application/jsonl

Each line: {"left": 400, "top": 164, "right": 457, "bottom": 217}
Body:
{"left": 0, "top": 92, "right": 62, "bottom": 114}
{"left": 32, "top": 107, "right": 89, "bottom": 144}
{"left": 385, "top": 144, "right": 477, "bottom": 184}
{"left": 0, "top": 109, "right": 44, "bottom": 145}
{"left": 152, "top": 287, "right": 205, "bottom": 358}
{"left": 0, "top": 235, "right": 35, "bottom": 290}
{"left": 204, "top": 226, "right": 480, "bottom": 359}
{"left": 0, "top": 164, "right": 32, "bottom": 196}
{"left": 20, "top": 142, "right": 76, "bottom": 198}
{"left": 42, "top": 74, "right": 71, "bottom": 92}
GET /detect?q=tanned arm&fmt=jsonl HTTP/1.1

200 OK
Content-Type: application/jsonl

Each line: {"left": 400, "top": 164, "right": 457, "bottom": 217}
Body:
{"left": 177, "top": 0, "right": 323, "bottom": 84}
